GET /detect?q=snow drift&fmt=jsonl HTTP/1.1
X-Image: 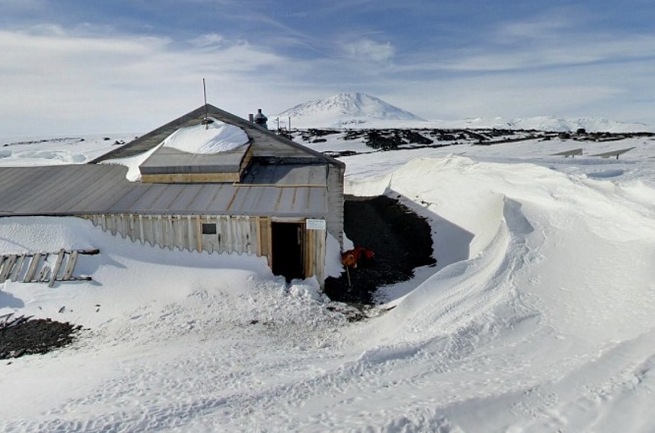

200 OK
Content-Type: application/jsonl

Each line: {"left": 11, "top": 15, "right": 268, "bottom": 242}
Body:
{"left": 3, "top": 135, "right": 655, "bottom": 431}
{"left": 162, "top": 118, "right": 248, "bottom": 154}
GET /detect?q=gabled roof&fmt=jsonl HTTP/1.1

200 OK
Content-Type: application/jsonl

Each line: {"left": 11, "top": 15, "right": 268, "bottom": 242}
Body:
{"left": 93, "top": 104, "right": 345, "bottom": 169}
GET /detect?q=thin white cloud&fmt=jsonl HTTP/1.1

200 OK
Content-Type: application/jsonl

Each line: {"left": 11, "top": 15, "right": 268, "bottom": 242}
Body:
{"left": 1, "top": 6, "right": 655, "bottom": 136}
{"left": 0, "top": 25, "right": 291, "bottom": 135}
{"left": 188, "top": 32, "right": 225, "bottom": 48}
{"left": 380, "top": 81, "right": 621, "bottom": 123}
{"left": 342, "top": 38, "right": 395, "bottom": 62}
{"left": 393, "top": 20, "right": 655, "bottom": 74}
{"left": 495, "top": 8, "right": 583, "bottom": 42}
{"left": 376, "top": 58, "right": 650, "bottom": 123}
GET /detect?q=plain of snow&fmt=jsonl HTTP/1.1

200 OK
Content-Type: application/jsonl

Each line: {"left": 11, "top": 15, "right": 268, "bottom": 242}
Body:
{"left": 1, "top": 127, "right": 655, "bottom": 432}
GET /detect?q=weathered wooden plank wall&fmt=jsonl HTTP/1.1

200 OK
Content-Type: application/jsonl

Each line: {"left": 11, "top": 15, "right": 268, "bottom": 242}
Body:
{"left": 83, "top": 214, "right": 327, "bottom": 287}
{"left": 84, "top": 214, "right": 259, "bottom": 255}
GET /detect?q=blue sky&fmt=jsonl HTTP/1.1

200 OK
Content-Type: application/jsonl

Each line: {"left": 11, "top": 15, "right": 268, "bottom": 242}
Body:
{"left": 2, "top": 0, "right": 655, "bottom": 136}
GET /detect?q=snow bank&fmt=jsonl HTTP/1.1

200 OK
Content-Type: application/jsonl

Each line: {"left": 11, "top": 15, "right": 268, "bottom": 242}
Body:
{"left": 0, "top": 216, "right": 275, "bottom": 327}
{"left": 355, "top": 155, "right": 655, "bottom": 339}
{"left": 0, "top": 216, "right": 354, "bottom": 432}
{"left": 5, "top": 133, "right": 655, "bottom": 431}
{"left": 340, "top": 155, "right": 655, "bottom": 431}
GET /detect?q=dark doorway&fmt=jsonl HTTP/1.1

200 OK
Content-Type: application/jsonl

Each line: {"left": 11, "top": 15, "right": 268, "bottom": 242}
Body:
{"left": 271, "top": 222, "right": 304, "bottom": 282}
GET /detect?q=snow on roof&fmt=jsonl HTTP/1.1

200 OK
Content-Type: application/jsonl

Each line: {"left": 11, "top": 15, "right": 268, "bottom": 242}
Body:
{"left": 162, "top": 117, "right": 248, "bottom": 154}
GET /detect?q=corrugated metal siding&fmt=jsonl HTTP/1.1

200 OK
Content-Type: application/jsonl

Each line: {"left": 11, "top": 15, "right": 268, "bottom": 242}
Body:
{"left": 0, "top": 165, "right": 328, "bottom": 217}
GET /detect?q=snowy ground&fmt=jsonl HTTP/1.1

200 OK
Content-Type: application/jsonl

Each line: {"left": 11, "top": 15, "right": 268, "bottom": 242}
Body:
{"left": 2, "top": 131, "right": 655, "bottom": 432}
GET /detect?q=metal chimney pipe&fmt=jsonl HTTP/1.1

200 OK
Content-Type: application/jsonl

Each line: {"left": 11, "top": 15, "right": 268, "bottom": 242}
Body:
{"left": 253, "top": 108, "right": 268, "bottom": 129}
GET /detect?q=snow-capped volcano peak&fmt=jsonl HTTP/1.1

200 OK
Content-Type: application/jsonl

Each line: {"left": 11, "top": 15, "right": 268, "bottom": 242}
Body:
{"left": 276, "top": 92, "right": 424, "bottom": 127}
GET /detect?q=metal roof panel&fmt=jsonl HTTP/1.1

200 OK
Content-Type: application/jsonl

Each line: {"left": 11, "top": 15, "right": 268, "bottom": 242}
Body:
{"left": 0, "top": 165, "right": 328, "bottom": 217}
{"left": 139, "top": 144, "right": 250, "bottom": 174}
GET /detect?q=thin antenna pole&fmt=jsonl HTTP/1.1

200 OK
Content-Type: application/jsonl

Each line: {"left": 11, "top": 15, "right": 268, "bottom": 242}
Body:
{"left": 202, "top": 78, "right": 209, "bottom": 128}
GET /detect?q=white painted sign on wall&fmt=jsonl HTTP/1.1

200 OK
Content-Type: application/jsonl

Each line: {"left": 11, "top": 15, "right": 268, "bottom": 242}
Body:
{"left": 305, "top": 219, "right": 326, "bottom": 230}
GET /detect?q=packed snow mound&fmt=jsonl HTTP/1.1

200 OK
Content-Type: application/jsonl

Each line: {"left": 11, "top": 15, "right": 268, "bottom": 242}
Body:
{"left": 276, "top": 92, "right": 424, "bottom": 128}
{"left": 162, "top": 118, "right": 248, "bottom": 154}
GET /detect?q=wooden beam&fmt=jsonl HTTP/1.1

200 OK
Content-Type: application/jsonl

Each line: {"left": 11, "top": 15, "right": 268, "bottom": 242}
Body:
{"left": 0, "top": 256, "right": 6, "bottom": 281}
{"left": 141, "top": 172, "right": 241, "bottom": 183}
{"left": 0, "top": 255, "right": 16, "bottom": 282}
{"left": 238, "top": 145, "right": 254, "bottom": 177}
{"left": 196, "top": 215, "right": 203, "bottom": 252}
{"left": 24, "top": 253, "right": 41, "bottom": 282}
{"left": 304, "top": 227, "right": 313, "bottom": 279}
{"left": 48, "top": 249, "right": 66, "bottom": 287}
{"left": 9, "top": 254, "right": 26, "bottom": 282}
{"left": 62, "top": 250, "right": 79, "bottom": 280}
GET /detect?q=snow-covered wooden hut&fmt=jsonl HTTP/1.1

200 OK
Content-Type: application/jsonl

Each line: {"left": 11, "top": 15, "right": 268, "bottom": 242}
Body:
{"left": 0, "top": 104, "right": 345, "bottom": 286}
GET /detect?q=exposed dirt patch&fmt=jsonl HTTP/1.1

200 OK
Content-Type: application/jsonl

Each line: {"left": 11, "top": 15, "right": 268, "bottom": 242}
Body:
{"left": 0, "top": 314, "right": 83, "bottom": 360}
{"left": 324, "top": 195, "right": 436, "bottom": 305}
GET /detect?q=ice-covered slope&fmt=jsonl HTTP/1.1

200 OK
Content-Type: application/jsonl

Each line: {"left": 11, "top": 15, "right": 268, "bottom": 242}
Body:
{"left": 276, "top": 92, "right": 424, "bottom": 128}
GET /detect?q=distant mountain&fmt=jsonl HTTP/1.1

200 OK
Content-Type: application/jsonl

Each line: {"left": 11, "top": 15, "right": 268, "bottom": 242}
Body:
{"left": 276, "top": 92, "right": 424, "bottom": 128}
{"left": 273, "top": 93, "right": 652, "bottom": 132}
